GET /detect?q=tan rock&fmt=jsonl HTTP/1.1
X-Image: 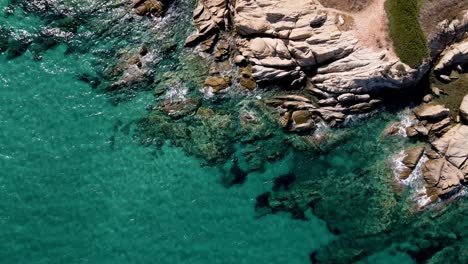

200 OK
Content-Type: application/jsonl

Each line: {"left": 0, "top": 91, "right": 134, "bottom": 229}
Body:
{"left": 383, "top": 122, "right": 401, "bottom": 136}
{"left": 289, "top": 110, "right": 316, "bottom": 133}
{"left": 422, "top": 158, "right": 464, "bottom": 199}
{"left": 432, "top": 125, "right": 468, "bottom": 168}
{"left": 414, "top": 104, "right": 449, "bottom": 121}
{"left": 423, "top": 94, "right": 433, "bottom": 103}
{"left": 460, "top": 94, "right": 468, "bottom": 124}
{"left": 204, "top": 76, "right": 231, "bottom": 93}
{"left": 402, "top": 147, "right": 425, "bottom": 169}
{"left": 434, "top": 39, "right": 468, "bottom": 72}
{"left": 133, "top": 0, "right": 165, "bottom": 17}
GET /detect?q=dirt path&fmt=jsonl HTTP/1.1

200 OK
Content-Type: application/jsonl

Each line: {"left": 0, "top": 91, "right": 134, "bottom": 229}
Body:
{"left": 351, "top": 0, "right": 396, "bottom": 57}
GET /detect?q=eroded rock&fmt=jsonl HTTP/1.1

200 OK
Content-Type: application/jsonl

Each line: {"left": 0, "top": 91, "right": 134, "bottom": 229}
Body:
{"left": 460, "top": 94, "right": 468, "bottom": 124}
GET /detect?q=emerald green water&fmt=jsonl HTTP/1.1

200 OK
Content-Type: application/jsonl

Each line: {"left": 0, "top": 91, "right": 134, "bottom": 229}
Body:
{"left": 0, "top": 4, "right": 338, "bottom": 261}
{"left": 2, "top": 1, "right": 465, "bottom": 264}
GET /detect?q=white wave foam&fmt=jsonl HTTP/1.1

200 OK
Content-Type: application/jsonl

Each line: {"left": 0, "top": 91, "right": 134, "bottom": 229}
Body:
{"left": 163, "top": 81, "right": 188, "bottom": 101}
{"left": 396, "top": 108, "right": 416, "bottom": 137}
{"left": 392, "top": 151, "right": 432, "bottom": 208}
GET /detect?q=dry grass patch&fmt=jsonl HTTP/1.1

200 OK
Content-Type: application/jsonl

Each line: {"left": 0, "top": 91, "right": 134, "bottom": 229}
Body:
{"left": 419, "top": 0, "right": 468, "bottom": 37}
{"left": 317, "top": 0, "right": 374, "bottom": 12}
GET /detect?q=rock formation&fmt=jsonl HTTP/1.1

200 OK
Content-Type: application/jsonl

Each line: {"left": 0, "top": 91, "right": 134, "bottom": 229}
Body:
{"left": 186, "top": 0, "right": 432, "bottom": 130}
{"left": 132, "top": 0, "right": 165, "bottom": 17}
{"left": 405, "top": 104, "right": 452, "bottom": 140}
{"left": 434, "top": 39, "right": 468, "bottom": 73}
{"left": 460, "top": 94, "right": 468, "bottom": 124}
{"left": 421, "top": 125, "right": 468, "bottom": 200}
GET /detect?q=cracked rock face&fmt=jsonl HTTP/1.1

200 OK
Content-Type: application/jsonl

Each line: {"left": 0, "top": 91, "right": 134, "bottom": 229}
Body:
{"left": 233, "top": 0, "right": 426, "bottom": 94}
{"left": 421, "top": 125, "right": 468, "bottom": 200}
{"left": 435, "top": 39, "right": 468, "bottom": 72}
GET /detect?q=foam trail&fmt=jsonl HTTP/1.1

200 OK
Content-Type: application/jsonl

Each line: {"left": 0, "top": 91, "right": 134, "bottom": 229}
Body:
{"left": 392, "top": 152, "right": 432, "bottom": 208}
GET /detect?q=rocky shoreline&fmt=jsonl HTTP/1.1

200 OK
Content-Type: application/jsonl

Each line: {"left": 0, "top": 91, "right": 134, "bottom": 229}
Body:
{"left": 180, "top": 0, "right": 468, "bottom": 204}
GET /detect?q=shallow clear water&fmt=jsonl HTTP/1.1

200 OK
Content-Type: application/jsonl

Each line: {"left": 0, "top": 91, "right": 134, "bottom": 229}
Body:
{"left": 0, "top": 31, "right": 334, "bottom": 264}
{"left": 0, "top": 1, "right": 447, "bottom": 263}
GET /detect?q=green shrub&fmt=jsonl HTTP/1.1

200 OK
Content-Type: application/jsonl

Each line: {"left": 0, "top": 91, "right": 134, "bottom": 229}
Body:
{"left": 385, "top": 0, "right": 429, "bottom": 68}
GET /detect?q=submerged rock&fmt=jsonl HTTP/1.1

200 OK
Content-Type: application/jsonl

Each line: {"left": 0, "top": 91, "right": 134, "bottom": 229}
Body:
{"left": 159, "top": 98, "right": 201, "bottom": 118}
{"left": 272, "top": 173, "right": 296, "bottom": 191}
{"left": 223, "top": 159, "right": 248, "bottom": 186}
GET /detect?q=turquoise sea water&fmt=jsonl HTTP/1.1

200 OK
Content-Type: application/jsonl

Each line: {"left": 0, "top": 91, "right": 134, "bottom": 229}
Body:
{"left": 2, "top": 1, "right": 461, "bottom": 263}
{"left": 0, "top": 14, "right": 332, "bottom": 264}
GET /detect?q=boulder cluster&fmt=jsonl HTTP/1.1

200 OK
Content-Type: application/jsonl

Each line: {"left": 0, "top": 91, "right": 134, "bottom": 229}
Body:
{"left": 395, "top": 101, "right": 468, "bottom": 205}
{"left": 185, "top": 0, "right": 429, "bottom": 129}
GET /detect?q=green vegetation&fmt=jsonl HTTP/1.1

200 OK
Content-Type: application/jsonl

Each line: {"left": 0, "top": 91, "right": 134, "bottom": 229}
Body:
{"left": 385, "top": 0, "right": 429, "bottom": 68}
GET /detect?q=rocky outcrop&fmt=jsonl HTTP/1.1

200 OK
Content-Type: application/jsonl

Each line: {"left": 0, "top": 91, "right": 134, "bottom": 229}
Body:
{"left": 185, "top": 0, "right": 229, "bottom": 49}
{"left": 132, "top": 0, "right": 165, "bottom": 17}
{"left": 460, "top": 94, "right": 468, "bottom": 124}
{"left": 406, "top": 104, "right": 452, "bottom": 139}
{"left": 428, "top": 10, "right": 468, "bottom": 59}
{"left": 203, "top": 76, "right": 231, "bottom": 93}
{"left": 233, "top": 0, "right": 426, "bottom": 95}
{"left": 419, "top": 125, "right": 468, "bottom": 201}
{"left": 159, "top": 97, "right": 201, "bottom": 119}
{"left": 183, "top": 0, "right": 434, "bottom": 133}
{"left": 431, "top": 125, "right": 468, "bottom": 170}
{"left": 414, "top": 104, "right": 450, "bottom": 121}
{"left": 399, "top": 147, "right": 425, "bottom": 180}
{"left": 422, "top": 158, "right": 465, "bottom": 200}
{"left": 434, "top": 39, "right": 468, "bottom": 72}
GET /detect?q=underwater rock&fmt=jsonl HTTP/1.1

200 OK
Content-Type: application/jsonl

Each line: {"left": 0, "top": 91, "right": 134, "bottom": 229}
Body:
{"left": 272, "top": 173, "right": 296, "bottom": 191}
{"left": 222, "top": 158, "right": 248, "bottom": 186}
{"left": 159, "top": 97, "right": 201, "bottom": 118}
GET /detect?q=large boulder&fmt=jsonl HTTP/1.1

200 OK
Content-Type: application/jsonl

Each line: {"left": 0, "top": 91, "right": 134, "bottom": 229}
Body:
{"left": 289, "top": 110, "right": 316, "bottom": 133}
{"left": 460, "top": 94, "right": 468, "bottom": 124}
{"left": 431, "top": 125, "right": 468, "bottom": 169}
{"left": 203, "top": 76, "right": 231, "bottom": 93}
{"left": 402, "top": 147, "right": 425, "bottom": 168}
{"left": 413, "top": 104, "right": 450, "bottom": 121}
{"left": 422, "top": 158, "right": 465, "bottom": 199}
{"left": 133, "top": 0, "right": 165, "bottom": 17}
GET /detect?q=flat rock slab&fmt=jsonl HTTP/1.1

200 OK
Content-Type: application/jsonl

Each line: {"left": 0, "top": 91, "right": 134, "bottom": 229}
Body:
{"left": 432, "top": 125, "right": 468, "bottom": 169}
{"left": 414, "top": 104, "right": 449, "bottom": 121}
